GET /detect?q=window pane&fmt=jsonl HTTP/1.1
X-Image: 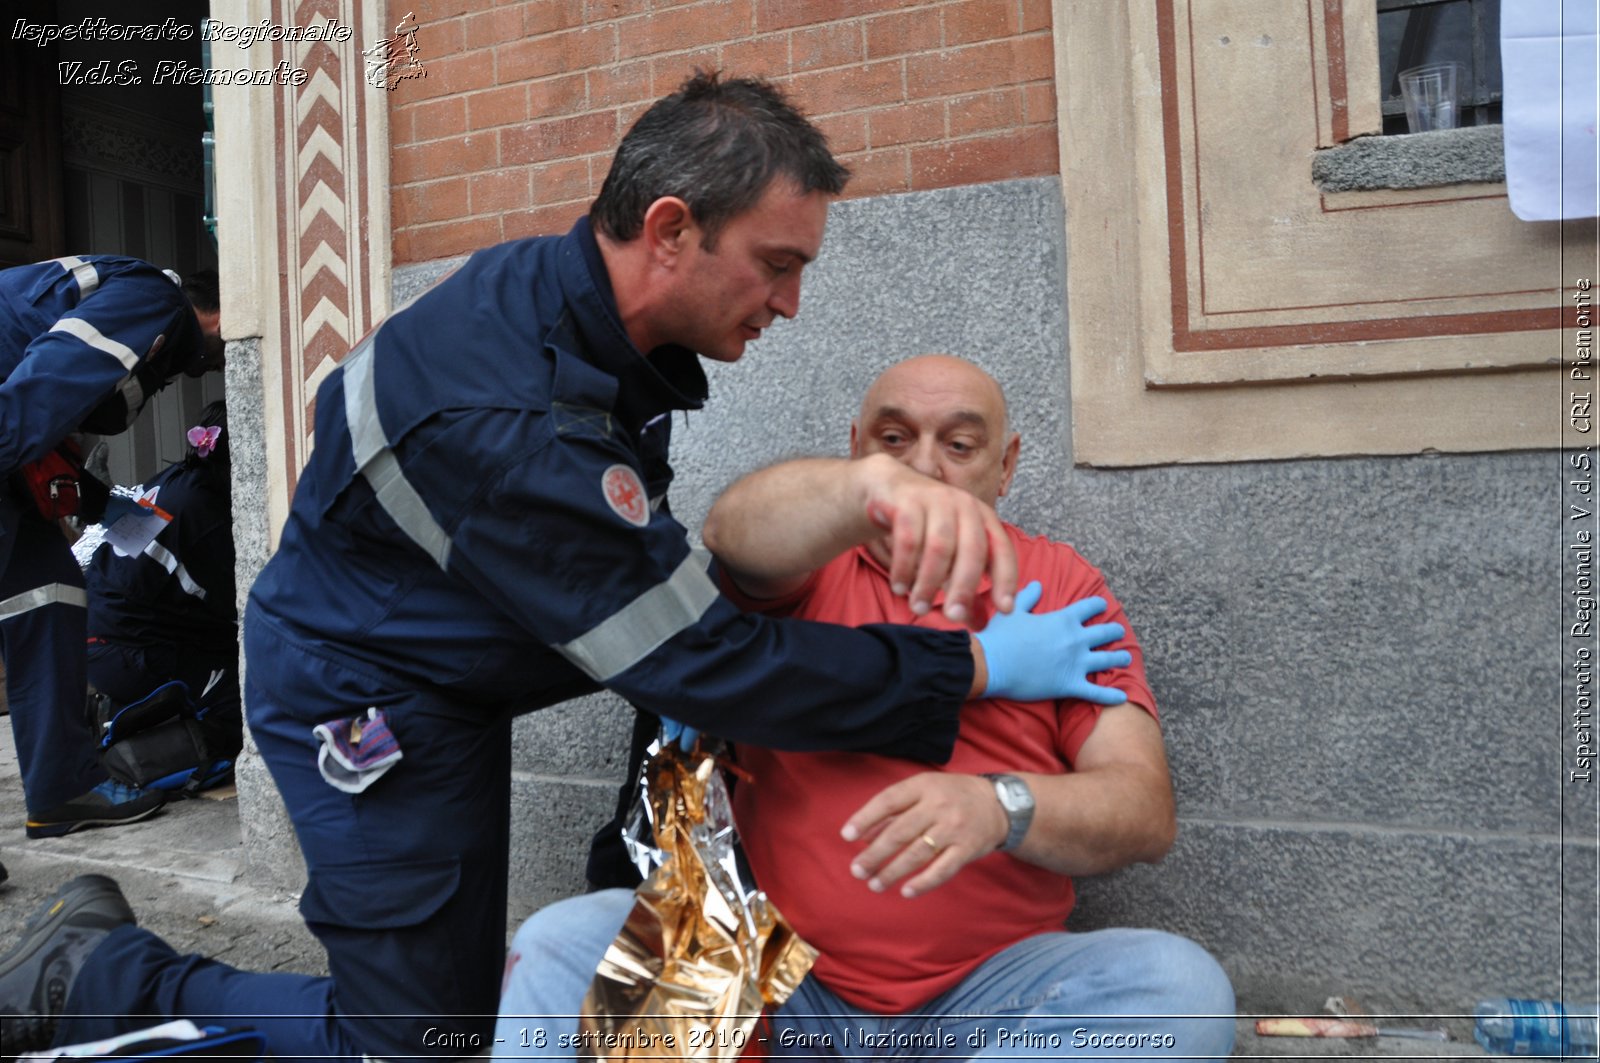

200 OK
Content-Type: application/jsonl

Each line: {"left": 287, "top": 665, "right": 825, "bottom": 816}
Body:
{"left": 1377, "top": 0, "right": 1501, "bottom": 131}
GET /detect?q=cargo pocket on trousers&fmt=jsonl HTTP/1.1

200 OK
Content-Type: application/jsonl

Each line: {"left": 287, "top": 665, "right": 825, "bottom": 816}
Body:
{"left": 299, "top": 857, "right": 461, "bottom": 932}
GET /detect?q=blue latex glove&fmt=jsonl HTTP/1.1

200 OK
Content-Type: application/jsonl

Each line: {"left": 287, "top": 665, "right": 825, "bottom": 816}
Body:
{"left": 974, "top": 582, "right": 1132, "bottom": 704}
{"left": 660, "top": 717, "right": 700, "bottom": 751}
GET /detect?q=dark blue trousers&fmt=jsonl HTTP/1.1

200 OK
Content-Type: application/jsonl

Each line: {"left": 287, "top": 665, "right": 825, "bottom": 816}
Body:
{"left": 0, "top": 498, "right": 104, "bottom": 812}
{"left": 57, "top": 609, "right": 514, "bottom": 1062}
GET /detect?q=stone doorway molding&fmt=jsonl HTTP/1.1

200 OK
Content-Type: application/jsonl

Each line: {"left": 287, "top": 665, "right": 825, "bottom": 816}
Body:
{"left": 210, "top": 0, "right": 393, "bottom": 887}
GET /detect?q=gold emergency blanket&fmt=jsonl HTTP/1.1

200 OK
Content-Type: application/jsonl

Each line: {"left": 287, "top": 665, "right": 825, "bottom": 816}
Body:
{"left": 578, "top": 744, "right": 815, "bottom": 1061}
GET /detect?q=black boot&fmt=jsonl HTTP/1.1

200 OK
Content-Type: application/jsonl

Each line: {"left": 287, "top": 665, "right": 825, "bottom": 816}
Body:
{"left": 0, "top": 874, "right": 135, "bottom": 1055}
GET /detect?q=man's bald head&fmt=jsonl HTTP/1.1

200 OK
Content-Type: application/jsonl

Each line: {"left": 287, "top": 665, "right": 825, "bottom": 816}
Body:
{"left": 850, "top": 354, "right": 1020, "bottom": 508}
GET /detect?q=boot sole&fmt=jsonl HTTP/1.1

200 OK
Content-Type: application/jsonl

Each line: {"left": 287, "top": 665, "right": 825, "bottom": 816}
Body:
{"left": 24, "top": 799, "right": 165, "bottom": 840}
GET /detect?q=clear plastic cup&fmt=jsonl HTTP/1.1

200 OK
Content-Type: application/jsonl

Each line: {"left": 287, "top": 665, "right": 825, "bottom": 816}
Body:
{"left": 1398, "top": 62, "right": 1463, "bottom": 133}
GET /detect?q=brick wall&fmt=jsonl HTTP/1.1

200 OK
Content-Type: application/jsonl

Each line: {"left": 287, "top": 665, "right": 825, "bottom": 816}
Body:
{"left": 388, "top": 0, "right": 1057, "bottom": 263}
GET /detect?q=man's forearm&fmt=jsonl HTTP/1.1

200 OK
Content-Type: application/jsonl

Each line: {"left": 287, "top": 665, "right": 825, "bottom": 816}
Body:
{"left": 702, "top": 455, "right": 892, "bottom": 597}
{"left": 1011, "top": 762, "right": 1176, "bottom": 876}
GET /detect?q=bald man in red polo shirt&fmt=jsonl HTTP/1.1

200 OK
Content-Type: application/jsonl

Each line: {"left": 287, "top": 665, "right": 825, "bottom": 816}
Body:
{"left": 497, "top": 355, "right": 1236, "bottom": 1061}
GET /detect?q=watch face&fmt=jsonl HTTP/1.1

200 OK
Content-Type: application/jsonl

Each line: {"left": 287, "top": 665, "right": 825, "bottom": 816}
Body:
{"left": 998, "top": 778, "right": 1036, "bottom": 810}
{"left": 993, "top": 775, "right": 1032, "bottom": 812}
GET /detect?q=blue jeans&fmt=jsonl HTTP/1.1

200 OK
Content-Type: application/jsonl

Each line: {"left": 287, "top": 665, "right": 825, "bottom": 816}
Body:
{"left": 493, "top": 890, "right": 1235, "bottom": 1061}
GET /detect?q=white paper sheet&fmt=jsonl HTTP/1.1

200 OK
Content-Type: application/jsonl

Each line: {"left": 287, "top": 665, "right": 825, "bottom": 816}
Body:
{"left": 1502, "top": 0, "right": 1599, "bottom": 220}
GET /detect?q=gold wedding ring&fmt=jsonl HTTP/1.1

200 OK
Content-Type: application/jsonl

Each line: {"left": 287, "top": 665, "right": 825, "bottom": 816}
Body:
{"left": 921, "top": 833, "right": 940, "bottom": 852}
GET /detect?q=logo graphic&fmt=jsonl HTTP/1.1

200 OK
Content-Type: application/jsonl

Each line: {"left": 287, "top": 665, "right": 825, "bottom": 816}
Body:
{"left": 363, "top": 12, "right": 425, "bottom": 90}
{"left": 602, "top": 465, "right": 649, "bottom": 527}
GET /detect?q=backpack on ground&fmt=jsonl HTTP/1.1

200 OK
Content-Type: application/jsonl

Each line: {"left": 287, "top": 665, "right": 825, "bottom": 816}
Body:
{"left": 88, "top": 680, "right": 239, "bottom": 794}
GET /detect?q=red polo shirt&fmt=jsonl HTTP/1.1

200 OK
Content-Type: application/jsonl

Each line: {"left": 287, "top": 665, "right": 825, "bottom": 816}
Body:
{"left": 725, "top": 523, "right": 1156, "bottom": 1013}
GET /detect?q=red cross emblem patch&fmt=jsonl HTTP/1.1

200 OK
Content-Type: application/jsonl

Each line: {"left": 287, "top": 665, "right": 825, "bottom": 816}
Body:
{"left": 602, "top": 464, "right": 649, "bottom": 527}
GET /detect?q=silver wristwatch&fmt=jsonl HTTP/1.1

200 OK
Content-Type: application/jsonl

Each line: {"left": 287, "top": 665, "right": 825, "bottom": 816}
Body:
{"left": 982, "top": 773, "right": 1035, "bottom": 851}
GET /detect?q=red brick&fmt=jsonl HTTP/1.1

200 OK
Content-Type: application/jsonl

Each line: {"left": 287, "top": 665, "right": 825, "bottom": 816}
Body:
{"left": 524, "top": 0, "right": 588, "bottom": 35}
{"left": 503, "top": 200, "right": 590, "bottom": 240}
{"left": 651, "top": 50, "right": 723, "bottom": 95}
{"left": 531, "top": 157, "right": 592, "bottom": 203}
{"left": 791, "top": 22, "right": 864, "bottom": 72}
{"left": 784, "top": 59, "right": 902, "bottom": 116}
{"left": 1021, "top": 81, "right": 1056, "bottom": 125}
{"left": 501, "top": 111, "right": 618, "bottom": 164}
{"left": 409, "top": 0, "right": 474, "bottom": 24}
{"left": 470, "top": 169, "right": 533, "bottom": 213}
{"left": 402, "top": 50, "right": 496, "bottom": 102}
{"left": 585, "top": 0, "right": 650, "bottom": 18}
{"left": 867, "top": 99, "right": 944, "bottom": 148}
{"left": 756, "top": 0, "right": 902, "bottom": 33}
{"left": 908, "top": 124, "right": 1057, "bottom": 189}
{"left": 412, "top": 96, "right": 467, "bottom": 141}
{"left": 468, "top": 84, "right": 530, "bottom": 128}
{"left": 946, "top": 87, "right": 1023, "bottom": 138}
{"left": 528, "top": 72, "right": 590, "bottom": 118}
{"left": 720, "top": 34, "right": 790, "bottom": 79}
{"left": 814, "top": 111, "right": 867, "bottom": 154}
{"left": 388, "top": 100, "right": 415, "bottom": 145}
{"left": 405, "top": 216, "right": 505, "bottom": 262}
{"left": 498, "top": 25, "right": 616, "bottom": 82}
{"left": 417, "top": 13, "right": 465, "bottom": 55}
{"left": 837, "top": 147, "right": 908, "bottom": 197}
{"left": 463, "top": 6, "right": 523, "bottom": 50}
{"left": 1015, "top": 32, "right": 1056, "bottom": 81}
{"left": 905, "top": 33, "right": 1053, "bottom": 97}
{"left": 589, "top": 59, "right": 653, "bottom": 109}
{"left": 401, "top": 176, "right": 471, "bottom": 224}
{"left": 1020, "top": 0, "right": 1052, "bottom": 33}
{"left": 865, "top": 9, "right": 940, "bottom": 59}
{"left": 392, "top": 227, "right": 416, "bottom": 263}
{"left": 618, "top": 0, "right": 752, "bottom": 60}
{"left": 942, "top": 0, "right": 1018, "bottom": 46}
{"left": 392, "top": 183, "right": 416, "bottom": 229}
{"left": 391, "top": 133, "right": 498, "bottom": 184}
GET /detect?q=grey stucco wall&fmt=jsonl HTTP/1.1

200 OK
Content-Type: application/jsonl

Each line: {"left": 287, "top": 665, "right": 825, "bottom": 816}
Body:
{"left": 366, "top": 176, "right": 1591, "bottom": 1010}
{"left": 224, "top": 335, "right": 306, "bottom": 891}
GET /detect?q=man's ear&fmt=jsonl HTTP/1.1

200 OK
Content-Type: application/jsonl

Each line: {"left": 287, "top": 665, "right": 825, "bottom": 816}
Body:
{"left": 641, "top": 197, "right": 694, "bottom": 266}
{"left": 997, "top": 431, "right": 1021, "bottom": 498}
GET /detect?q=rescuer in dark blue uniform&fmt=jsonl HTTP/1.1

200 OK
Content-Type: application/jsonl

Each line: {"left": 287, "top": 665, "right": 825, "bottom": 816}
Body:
{"left": 3, "top": 75, "right": 1131, "bottom": 1062}
{"left": 84, "top": 400, "right": 241, "bottom": 775}
{"left": 0, "top": 258, "right": 222, "bottom": 842}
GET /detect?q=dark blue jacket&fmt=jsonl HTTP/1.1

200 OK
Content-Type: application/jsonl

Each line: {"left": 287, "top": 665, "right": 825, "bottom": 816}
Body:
{"left": 248, "top": 219, "right": 971, "bottom": 759}
{"left": 86, "top": 459, "right": 237, "bottom": 658}
{"left": 0, "top": 256, "right": 204, "bottom": 474}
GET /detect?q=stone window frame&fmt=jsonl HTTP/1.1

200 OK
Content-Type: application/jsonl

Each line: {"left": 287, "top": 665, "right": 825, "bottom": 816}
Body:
{"left": 1052, "top": 0, "right": 1579, "bottom": 467}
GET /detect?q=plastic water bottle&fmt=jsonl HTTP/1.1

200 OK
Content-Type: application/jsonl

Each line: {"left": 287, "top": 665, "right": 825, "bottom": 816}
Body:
{"left": 1474, "top": 998, "right": 1599, "bottom": 1056}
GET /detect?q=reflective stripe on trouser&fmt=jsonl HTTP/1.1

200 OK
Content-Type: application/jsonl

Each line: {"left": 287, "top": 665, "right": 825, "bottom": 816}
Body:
{"left": 0, "top": 502, "right": 105, "bottom": 811}
{"left": 57, "top": 612, "right": 513, "bottom": 1063}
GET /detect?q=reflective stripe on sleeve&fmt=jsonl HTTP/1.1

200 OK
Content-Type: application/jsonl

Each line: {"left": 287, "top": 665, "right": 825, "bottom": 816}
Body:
{"left": 0, "top": 584, "right": 88, "bottom": 623}
{"left": 342, "top": 336, "right": 454, "bottom": 570}
{"left": 556, "top": 551, "right": 719, "bottom": 682}
{"left": 48, "top": 316, "right": 140, "bottom": 371}
{"left": 52, "top": 256, "right": 100, "bottom": 299}
{"left": 143, "top": 541, "right": 206, "bottom": 600}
